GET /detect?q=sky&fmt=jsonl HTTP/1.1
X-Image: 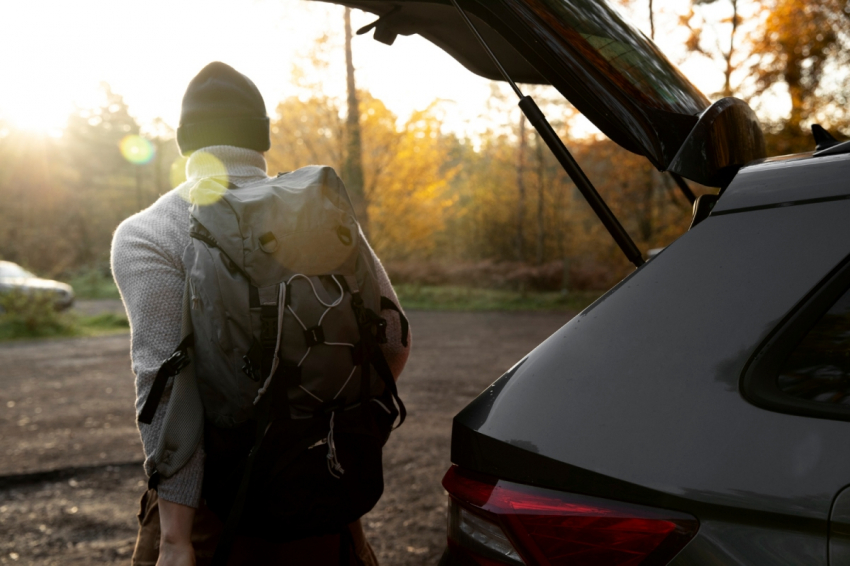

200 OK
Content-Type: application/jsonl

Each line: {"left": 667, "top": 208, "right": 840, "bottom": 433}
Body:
{"left": 0, "top": 0, "right": 741, "bottom": 140}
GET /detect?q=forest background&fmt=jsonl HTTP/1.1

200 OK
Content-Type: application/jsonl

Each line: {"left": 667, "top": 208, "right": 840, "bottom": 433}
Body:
{"left": 1, "top": 0, "right": 849, "bottom": 302}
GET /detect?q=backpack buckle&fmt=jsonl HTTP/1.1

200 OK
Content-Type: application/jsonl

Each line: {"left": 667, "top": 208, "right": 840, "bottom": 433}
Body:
{"left": 304, "top": 326, "right": 325, "bottom": 347}
{"left": 375, "top": 318, "right": 388, "bottom": 344}
{"left": 241, "top": 356, "right": 261, "bottom": 382}
{"left": 162, "top": 348, "right": 190, "bottom": 378}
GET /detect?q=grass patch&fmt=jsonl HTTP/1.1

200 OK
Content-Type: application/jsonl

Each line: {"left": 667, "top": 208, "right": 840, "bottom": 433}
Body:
{"left": 77, "top": 312, "right": 130, "bottom": 335}
{"left": 0, "top": 312, "right": 129, "bottom": 342}
{"left": 66, "top": 269, "right": 120, "bottom": 300}
{"left": 395, "top": 284, "right": 603, "bottom": 312}
{"left": 0, "top": 281, "right": 599, "bottom": 342}
{"left": 0, "top": 290, "right": 128, "bottom": 342}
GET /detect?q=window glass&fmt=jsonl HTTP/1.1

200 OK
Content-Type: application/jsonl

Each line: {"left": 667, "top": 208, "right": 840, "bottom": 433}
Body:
{"left": 527, "top": 0, "right": 708, "bottom": 113}
{"left": 0, "top": 262, "right": 34, "bottom": 279}
{"left": 778, "top": 286, "right": 850, "bottom": 405}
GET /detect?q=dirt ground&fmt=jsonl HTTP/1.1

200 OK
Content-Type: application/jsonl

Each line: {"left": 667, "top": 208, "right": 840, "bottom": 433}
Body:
{"left": 0, "top": 308, "right": 571, "bottom": 565}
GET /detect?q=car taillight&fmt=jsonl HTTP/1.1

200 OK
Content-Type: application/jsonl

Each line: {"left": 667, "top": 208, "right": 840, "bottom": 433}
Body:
{"left": 443, "top": 466, "right": 698, "bottom": 566}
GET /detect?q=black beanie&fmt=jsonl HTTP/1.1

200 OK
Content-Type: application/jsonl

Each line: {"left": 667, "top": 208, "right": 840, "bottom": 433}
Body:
{"left": 177, "top": 62, "right": 271, "bottom": 155}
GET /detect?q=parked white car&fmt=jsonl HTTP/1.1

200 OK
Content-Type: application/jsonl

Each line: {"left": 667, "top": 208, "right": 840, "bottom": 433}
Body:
{"left": 0, "top": 261, "right": 75, "bottom": 311}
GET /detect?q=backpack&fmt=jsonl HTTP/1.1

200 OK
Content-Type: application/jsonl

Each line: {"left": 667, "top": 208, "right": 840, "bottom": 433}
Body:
{"left": 138, "top": 166, "right": 408, "bottom": 564}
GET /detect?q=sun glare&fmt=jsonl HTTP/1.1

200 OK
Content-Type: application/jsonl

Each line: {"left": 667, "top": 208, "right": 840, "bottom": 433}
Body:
{"left": 1, "top": 94, "right": 70, "bottom": 135}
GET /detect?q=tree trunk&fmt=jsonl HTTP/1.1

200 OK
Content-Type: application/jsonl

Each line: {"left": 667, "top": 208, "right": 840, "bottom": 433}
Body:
{"left": 649, "top": 0, "right": 655, "bottom": 40}
{"left": 535, "top": 133, "right": 545, "bottom": 265}
{"left": 723, "top": 0, "right": 738, "bottom": 98}
{"left": 516, "top": 113, "right": 527, "bottom": 263}
{"left": 343, "top": 8, "right": 368, "bottom": 232}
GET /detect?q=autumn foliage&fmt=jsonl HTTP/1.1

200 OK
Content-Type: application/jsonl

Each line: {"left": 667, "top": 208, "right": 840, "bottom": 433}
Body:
{"left": 1, "top": 0, "right": 848, "bottom": 293}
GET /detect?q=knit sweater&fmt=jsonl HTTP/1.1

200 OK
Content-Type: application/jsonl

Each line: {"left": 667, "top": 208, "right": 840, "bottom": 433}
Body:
{"left": 111, "top": 145, "right": 411, "bottom": 508}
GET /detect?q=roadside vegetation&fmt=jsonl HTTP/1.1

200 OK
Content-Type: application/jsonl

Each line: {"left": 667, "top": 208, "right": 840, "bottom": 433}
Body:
{"left": 395, "top": 285, "right": 601, "bottom": 312}
{"left": 0, "top": 285, "right": 128, "bottom": 342}
{"left": 0, "top": 268, "right": 599, "bottom": 341}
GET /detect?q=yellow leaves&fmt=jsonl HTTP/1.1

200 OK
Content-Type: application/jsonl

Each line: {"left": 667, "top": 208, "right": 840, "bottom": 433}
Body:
{"left": 367, "top": 103, "right": 459, "bottom": 260}
{"left": 267, "top": 95, "right": 343, "bottom": 175}
{"left": 267, "top": 92, "right": 457, "bottom": 260}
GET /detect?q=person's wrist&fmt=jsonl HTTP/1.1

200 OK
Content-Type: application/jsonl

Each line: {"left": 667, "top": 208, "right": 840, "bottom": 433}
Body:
{"left": 161, "top": 530, "right": 193, "bottom": 546}
{"left": 157, "top": 537, "right": 195, "bottom": 566}
{"left": 158, "top": 498, "right": 195, "bottom": 546}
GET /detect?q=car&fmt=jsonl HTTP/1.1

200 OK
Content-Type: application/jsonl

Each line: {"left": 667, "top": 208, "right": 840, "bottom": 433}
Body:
{"left": 0, "top": 261, "right": 75, "bottom": 311}
{"left": 313, "top": 0, "right": 850, "bottom": 564}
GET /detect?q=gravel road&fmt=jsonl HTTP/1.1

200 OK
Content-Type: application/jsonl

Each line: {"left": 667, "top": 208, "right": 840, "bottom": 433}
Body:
{"left": 0, "top": 309, "right": 571, "bottom": 565}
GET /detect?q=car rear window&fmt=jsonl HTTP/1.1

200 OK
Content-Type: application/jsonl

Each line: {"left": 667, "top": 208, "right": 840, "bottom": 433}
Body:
{"left": 778, "top": 285, "right": 850, "bottom": 405}
{"left": 526, "top": 0, "right": 708, "bottom": 113}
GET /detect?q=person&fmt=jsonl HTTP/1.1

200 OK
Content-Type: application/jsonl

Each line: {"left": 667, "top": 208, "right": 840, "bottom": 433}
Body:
{"left": 111, "top": 61, "right": 411, "bottom": 566}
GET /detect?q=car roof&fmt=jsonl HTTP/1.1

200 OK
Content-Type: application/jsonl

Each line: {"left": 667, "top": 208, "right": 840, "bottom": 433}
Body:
{"left": 712, "top": 152, "right": 850, "bottom": 215}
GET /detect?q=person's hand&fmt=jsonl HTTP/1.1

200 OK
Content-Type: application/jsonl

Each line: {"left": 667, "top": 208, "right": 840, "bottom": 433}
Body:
{"left": 157, "top": 539, "right": 196, "bottom": 566}
{"left": 157, "top": 498, "right": 196, "bottom": 566}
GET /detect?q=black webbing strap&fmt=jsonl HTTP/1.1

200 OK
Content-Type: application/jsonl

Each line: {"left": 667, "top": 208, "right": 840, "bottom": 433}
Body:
{"left": 252, "top": 283, "right": 283, "bottom": 377}
{"left": 359, "top": 357, "right": 372, "bottom": 405}
{"left": 138, "top": 334, "right": 193, "bottom": 425}
{"left": 371, "top": 348, "right": 406, "bottom": 427}
{"left": 380, "top": 296, "right": 409, "bottom": 347}
{"left": 210, "top": 405, "right": 269, "bottom": 566}
{"left": 340, "top": 282, "right": 406, "bottom": 427}
{"left": 211, "top": 361, "right": 293, "bottom": 566}
{"left": 339, "top": 525, "right": 352, "bottom": 566}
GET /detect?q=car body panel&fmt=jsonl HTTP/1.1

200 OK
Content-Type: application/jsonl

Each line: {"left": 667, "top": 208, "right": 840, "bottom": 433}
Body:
{"left": 830, "top": 485, "right": 850, "bottom": 565}
{"left": 454, "top": 196, "right": 850, "bottom": 518}
{"left": 311, "top": 0, "right": 765, "bottom": 185}
{"left": 447, "top": 162, "right": 850, "bottom": 563}
{"left": 712, "top": 152, "right": 850, "bottom": 214}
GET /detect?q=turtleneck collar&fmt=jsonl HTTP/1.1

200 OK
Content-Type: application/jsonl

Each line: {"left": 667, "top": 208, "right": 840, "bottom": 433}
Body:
{"left": 185, "top": 145, "right": 268, "bottom": 187}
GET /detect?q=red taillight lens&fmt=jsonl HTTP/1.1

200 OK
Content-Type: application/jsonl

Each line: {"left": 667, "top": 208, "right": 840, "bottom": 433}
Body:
{"left": 443, "top": 466, "right": 698, "bottom": 566}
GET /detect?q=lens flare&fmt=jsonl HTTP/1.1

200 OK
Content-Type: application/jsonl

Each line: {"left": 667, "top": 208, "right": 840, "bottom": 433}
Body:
{"left": 185, "top": 152, "right": 229, "bottom": 205}
{"left": 170, "top": 156, "right": 189, "bottom": 188}
{"left": 120, "top": 135, "right": 155, "bottom": 164}
{"left": 189, "top": 178, "right": 227, "bottom": 206}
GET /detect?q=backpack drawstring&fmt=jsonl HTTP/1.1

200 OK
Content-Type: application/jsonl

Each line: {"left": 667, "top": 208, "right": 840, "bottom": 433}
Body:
{"left": 326, "top": 411, "right": 344, "bottom": 478}
{"left": 253, "top": 283, "right": 287, "bottom": 404}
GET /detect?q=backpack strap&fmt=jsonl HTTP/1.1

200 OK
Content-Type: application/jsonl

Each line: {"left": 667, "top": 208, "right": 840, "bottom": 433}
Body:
{"left": 340, "top": 278, "right": 407, "bottom": 427}
{"left": 372, "top": 347, "right": 406, "bottom": 427}
{"left": 138, "top": 334, "right": 192, "bottom": 425}
{"left": 252, "top": 283, "right": 283, "bottom": 377}
{"left": 144, "top": 277, "right": 204, "bottom": 489}
{"left": 211, "top": 367, "right": 300, "bottom": 566}
{"left": 380, "top": 296, "right": 409, "bottom": 347}
{"left": 211, "top": 385, "right": 273, "bottom": 566}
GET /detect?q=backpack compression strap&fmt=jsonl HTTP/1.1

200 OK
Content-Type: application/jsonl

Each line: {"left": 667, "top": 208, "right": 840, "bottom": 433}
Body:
{"left": 138, "top": 334, "right": 193, "bottom": 425}
{"left": 341, "top": 277, "right": 407, "bottom": 427}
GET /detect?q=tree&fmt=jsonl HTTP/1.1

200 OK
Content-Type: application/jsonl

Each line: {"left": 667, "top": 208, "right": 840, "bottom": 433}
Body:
{"left": 682, "top": 0, "right": 743, "bottom": 98}
{"left": 535, "top": 132, "right": 547, "bottom": 265}
{"left": 267, "top": 92, "right": 457, "bottom": 261}
{"left": 748, "top": 0, "right": 850, "bottom": 153}
{"left": 516, "top": 113, "right": 527, "bottom": 262}
{"left": 267, "top": 94, "right": 344, "bottom": 174}
{"left": 342, "top": 8, "right": 368, "bottom": 231}
{"left": 365, "top": 103, "right": 458, "bottom": 260}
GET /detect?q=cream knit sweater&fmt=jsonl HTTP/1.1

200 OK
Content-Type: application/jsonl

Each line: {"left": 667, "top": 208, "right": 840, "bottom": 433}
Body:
{"left": 111, "top": 146, "right": 410, "bottom": 507}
